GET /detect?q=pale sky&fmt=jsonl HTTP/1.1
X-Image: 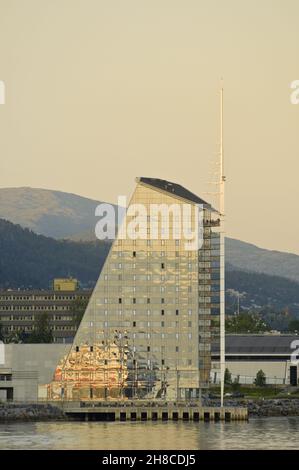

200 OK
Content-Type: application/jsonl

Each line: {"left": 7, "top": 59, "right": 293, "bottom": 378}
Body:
{"left": 0, "top": 0, "right": 298, "bottom": 253}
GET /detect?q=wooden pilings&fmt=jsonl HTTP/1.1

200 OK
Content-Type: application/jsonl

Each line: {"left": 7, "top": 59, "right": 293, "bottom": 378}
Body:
{"left": 64, "top": 404, "right": 248, "bottom": 422}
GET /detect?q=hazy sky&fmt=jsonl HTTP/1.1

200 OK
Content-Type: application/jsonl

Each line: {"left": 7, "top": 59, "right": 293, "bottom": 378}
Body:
{"left": 0, "top": 0, "right": 298, "bottom": 254}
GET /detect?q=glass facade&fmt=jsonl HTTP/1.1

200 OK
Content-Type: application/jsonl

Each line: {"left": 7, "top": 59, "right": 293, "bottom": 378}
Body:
{"left": 44, "top": 179, "right": 220, "bottom": 401}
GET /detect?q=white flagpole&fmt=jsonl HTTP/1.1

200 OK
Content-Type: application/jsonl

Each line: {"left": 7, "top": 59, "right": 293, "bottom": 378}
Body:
{"left": 220, "top": 84, "right": 226, "bottom": 408}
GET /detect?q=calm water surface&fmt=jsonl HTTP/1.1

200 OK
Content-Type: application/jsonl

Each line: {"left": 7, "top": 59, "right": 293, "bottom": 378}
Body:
{"left": 0, "top": 418, "right": 299, "bottom": 450}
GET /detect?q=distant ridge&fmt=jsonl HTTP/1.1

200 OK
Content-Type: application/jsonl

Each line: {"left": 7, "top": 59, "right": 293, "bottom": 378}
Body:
{"left": 0, "top": 187, "right": 298, "bottom": 283}
{"left": 0, "top": 187, "right": 117, "bottom": 240}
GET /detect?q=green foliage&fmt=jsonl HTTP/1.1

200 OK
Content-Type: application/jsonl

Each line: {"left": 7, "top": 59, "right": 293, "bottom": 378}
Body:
{"left": 226, "top": 313, "right": 268, "bottom": 333}
{"left": 0, "top": 218, "right": 110, "bottom": 289}
{"left": 226, "top": 269, "right": 299, "bottom": 315}
{"left": 288, "top": 319, "right": 299, "bottom": 332}
{"left": 254, "top": 369, "right": 266, "bottom": 387}
{"left": 25, "top": 314, "right": 53, "bottom": 343}
{"left": 231, "top": 377, "right": 241, "bottom": 392}
{"left": 224, "top": 368, "right": 232, "bottom": 385}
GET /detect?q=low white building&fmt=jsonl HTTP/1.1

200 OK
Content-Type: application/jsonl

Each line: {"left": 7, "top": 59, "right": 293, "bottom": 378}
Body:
{"left": 0, "top": 343, "right": 69, "bottom": 401}
{"left": 211, "top": 334, "right": 299, "bottom": 386}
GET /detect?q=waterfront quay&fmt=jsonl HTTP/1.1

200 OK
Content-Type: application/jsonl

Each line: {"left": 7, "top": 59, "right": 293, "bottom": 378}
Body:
{"left": 57, "top": 401, "right": 248, "bottom": 422}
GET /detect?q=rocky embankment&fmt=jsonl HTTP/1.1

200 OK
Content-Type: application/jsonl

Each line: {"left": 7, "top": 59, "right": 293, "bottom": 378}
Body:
{"left": 205, "top": 398, "right": 299, "bottom": 417}
{"left": 1, "top": 400, "right": 299, "bottom": 421}
{"left": 247, "top": 399, "right": 299, "bottom": 417}
{"left": 0, "top": 403, "right": 65, "bottom": 421}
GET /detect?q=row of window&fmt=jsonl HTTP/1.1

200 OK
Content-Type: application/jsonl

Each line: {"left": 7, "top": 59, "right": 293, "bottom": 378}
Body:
{"left": 95, "top": 297, "right": 211, "bottom": 305}
{"left": 0, "top": 295, "right": 88, "bottom": 301}
{"left": 2, "top": 325, "right": 75, "bottom": 332}
{"left": 0, "top": 315, "right": 74, "bottom": 321}
{"left": 0, "top": 305, "right": 73, "bottom": 311}
{"left": 109, "top": 262, "right": 198, "bottom": 270}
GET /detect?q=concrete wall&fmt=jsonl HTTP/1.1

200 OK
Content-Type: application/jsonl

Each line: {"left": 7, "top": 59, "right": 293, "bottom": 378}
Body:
{"left": 0, "top": 344, "right": 70, "bottom": 401}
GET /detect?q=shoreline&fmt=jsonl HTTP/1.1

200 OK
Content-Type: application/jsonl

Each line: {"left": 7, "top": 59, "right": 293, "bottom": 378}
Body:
{"left": 1, "top": 399, "right": 299, "bottom": 421}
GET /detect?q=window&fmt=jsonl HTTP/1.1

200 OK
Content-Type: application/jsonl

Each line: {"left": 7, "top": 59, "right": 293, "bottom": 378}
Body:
{"left": 161, "top": 309, "right": 164, "bottom": 316}
{"left": 176, "top": 346, "right": 179, "bottom": 352}
{"left": 147, "top": 298, "right": 150, "bottom": 304}
{"left": 118, "top": 298, "right": 122, "bottom": 304}
{"left": 161, "top": 263, "right": 165, "bottom": 269}
{"left": 90, "top": 346, "right": 93, "bottom": 352}
{"left": 147, "top": 346, "right": 150, "bottom": 352}
{"left": 133, "top": 298, "right": 136, "bottom": 304}
{"left": 76, "top": 346, "right": 79, "bottom": 352}
{"left": 162, "top": 359, "right": 165, "bottom": 365}
{"left": 176, "top": 309, "right": 179, "bottom": 316}
{"left": 133, "top": 251, "right": 136, "bottom": 257}
{"left": 161, "top": 298, "right": 165, "bottom": 304}
{"left": 133, "top": 321, "right": 136, "bottom": 327}
{"left": 161, "top": 321, "right": 165, "bottom": 327}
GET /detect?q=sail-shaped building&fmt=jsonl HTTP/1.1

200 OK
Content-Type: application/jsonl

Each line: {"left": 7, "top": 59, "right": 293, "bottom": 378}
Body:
{"left": 45, "top": 177, "right": 220, "bottom": 401}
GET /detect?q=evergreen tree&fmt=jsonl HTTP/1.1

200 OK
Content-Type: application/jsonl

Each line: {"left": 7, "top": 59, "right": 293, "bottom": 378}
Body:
{"left": 254, "top": 369, "right": 266, "bottom": 387}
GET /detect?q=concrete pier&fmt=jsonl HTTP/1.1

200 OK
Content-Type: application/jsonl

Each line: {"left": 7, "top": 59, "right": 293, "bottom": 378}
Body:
{"left": 58, "top": 401, "right": 248, "bottom": 422}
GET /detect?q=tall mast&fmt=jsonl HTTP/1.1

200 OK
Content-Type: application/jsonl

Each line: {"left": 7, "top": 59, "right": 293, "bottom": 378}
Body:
{"left": 219, "top": 84, "right": 226, "bottom": 407}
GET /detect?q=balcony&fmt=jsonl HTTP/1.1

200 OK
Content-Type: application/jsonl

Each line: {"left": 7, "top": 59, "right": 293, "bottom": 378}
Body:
{"left": 204, "top": 219, "right": 220, "bottom": 227}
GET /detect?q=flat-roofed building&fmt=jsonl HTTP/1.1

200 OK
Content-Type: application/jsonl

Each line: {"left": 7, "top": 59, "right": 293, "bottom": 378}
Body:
{"left": 0, "top": 287, "right": 92, "bottom": 343}
{"left": 212, "top": 334, "right": 299, "bottom": 385}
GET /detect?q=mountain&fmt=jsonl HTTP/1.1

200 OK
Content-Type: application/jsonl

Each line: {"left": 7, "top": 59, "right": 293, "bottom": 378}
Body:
{"left": 226, "top": 238, "right": 299, "bottom": 284}
{"left": 226, "top": 269, "right": 299, "bottom": 314}
{"left": 0, "top": 187, "right": 298, "bottom": 283}
{"left": 0, "top": 187, "right": 117, "bottom": 240}
{"left": 0, "top": 218, "right": 110, "bottom": 289}
{"left": 0, "top": 217, "right": 299, "bottom": 316}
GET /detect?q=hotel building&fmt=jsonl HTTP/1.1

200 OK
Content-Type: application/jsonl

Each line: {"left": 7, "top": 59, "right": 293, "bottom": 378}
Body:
{"left": 45, "top": 178, "right": 220, "bottom": 401}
